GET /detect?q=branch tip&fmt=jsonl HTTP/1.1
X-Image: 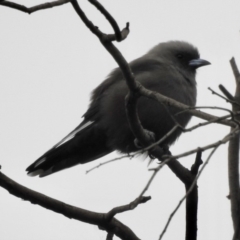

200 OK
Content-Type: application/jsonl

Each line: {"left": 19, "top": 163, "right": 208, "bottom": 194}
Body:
{"left": 219, "top": 84, "right": 234, "bottom": 101}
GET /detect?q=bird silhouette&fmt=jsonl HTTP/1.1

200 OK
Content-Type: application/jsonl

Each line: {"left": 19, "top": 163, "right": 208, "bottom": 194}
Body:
{"left": 26, "top": 41, "right": 210, "bottom": 177}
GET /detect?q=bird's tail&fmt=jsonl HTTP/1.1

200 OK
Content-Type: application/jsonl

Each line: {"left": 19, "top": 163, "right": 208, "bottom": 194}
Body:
{"left": 26, "top": 122, "right": 112, "bottom": 177}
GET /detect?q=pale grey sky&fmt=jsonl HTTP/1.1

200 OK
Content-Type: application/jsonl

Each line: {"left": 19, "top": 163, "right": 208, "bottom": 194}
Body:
{"left": 0, "top": 1, "right": 240, "bottom": 239}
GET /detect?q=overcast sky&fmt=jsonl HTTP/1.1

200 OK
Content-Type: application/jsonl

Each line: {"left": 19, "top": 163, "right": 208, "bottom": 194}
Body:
{"left": 1, "top": 1, "right": 240, "bottom": 239}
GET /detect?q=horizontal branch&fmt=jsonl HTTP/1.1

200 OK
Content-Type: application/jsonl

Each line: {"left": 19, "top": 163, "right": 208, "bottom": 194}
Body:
{"left": 0, "top": 170, "right": 141, "bottom": 240}
{"left": 0, "top": 0, "right": 70, "bottom": 13}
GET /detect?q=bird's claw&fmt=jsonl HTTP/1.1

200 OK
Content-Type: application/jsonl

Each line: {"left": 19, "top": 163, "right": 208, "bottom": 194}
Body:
{"left": 162, "top": 145, "right": 171, "bottom": 155}
{"left": 156, "top": 145, "right": 172, "bottom": 163}
{"left": 134, "top": 130, "right": 156, "bottom": 149}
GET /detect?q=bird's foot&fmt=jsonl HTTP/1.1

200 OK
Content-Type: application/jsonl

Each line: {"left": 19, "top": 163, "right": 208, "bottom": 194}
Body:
{"left": 156, "top": 145, "right": 172, "bottom": 162}
{"left": 134, "top": 129, "right": 156, "bottom": 149}
{"left": 148, "top": 145, "right": 171, "bottom": 161}
{"left": 162, "top": 145, "right": 171, "bottom": 156}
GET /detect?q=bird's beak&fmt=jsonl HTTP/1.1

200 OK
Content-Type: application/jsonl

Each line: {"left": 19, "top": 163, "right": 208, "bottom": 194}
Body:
{"left": 189, "top": 59, "right": 211, "bottom": 69}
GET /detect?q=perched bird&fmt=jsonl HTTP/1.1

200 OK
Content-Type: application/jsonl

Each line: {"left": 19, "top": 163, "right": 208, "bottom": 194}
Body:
{"left": 26, "top": 41, "right": 210, "bottom": 177}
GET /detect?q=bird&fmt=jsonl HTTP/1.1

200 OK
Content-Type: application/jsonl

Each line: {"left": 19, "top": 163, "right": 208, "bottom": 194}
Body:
{"left": 26, "top": 41, "right": 210, "bottom": 177}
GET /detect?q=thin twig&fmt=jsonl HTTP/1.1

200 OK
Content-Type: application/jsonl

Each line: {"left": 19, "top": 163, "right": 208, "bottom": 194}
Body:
{"left": 139, "top": 160, "right": 167, "bottom": 197}
{"left": 106, "top": 196, "right": 151, "bottom": 221}
{"left": 87, "top": 122, "right": 239, "bottom": 175}
{"left": 191, "top": 106, "right": 239, "bottom": 125}
{"left": 185, "top": 114, "right": 232, "bottom": 132}
{"left": 139, "top": 87, "right": 236, "bottom": 127}
{"left": 155, "top": 128, "right": 239, "bottom": 168}
{"left": 147, "top": 127, "right": 239, "bottom": 190}
{"left": 86, "top": 125, "right": 178, "bottom": 174}
{"left": 208, "top": 86, "right": 237, "bottom": 105}
{"left": 86, "top": 155, "right": 131, "bottom": 174}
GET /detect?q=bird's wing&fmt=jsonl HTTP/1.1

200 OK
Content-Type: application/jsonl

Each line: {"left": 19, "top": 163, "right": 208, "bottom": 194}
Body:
{"left": 25, "top": 119, "right": 97, "bottom": 176}
{"left": 26, "top": 58, "right": 165, "bottom": 177}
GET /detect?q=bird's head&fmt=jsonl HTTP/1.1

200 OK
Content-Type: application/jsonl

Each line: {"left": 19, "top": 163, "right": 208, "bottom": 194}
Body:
{"left": 147, "top": 41, "right": 210, "bottom": 73}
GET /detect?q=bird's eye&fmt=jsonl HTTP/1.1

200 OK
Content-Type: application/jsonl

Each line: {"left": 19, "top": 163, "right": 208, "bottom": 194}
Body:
{"left": 176, "top": 54, "right": 183, "bottom": 59}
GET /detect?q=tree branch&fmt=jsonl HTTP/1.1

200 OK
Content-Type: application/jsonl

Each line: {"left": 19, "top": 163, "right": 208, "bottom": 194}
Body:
{"left": 159, "top": 146, "right": 219, "bottom": 240}
{"left": 209, "top": 86, "right": 236, "bottom": 105}
{"left": 0, "top": 170, "right": 141, "bottom": 240}
{"left": 88, "top": 0, "right": 123, "bottom": 41}
{"left": 0, "top": 0, "right": 70, "bottom": 13}
{"left": 106, "top": 196, "right": 151, "bottom": 221}
{"left": 185, "top": 151, "right": 203, "bottom": 240}
{"left": 229, "top": 57, "right": 240, "bottom": 240}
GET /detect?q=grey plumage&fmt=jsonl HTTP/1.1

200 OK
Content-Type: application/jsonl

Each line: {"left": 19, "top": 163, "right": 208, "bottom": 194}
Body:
{"left": 26, "top": 41, "right": 210, "bottom": 177}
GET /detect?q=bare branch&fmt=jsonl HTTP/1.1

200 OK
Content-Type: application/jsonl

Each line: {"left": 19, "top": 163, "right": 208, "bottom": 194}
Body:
{"left": 148, "top": 127, "right": 239, "bottom": 188}
{"left": 193, "top": 106, "right": 240, "bottom": 125}
{"left": 87, "top": 120, "right": 239, "bottom": 176}
{"left": 140, "top": 160, "right": 167, "bottom": 197}
{"left": 209, "top": 86, "right": 238, "bottom": 107}
{"left": 230, "top": 57, "right": 240, "bottom": 84}
{"left": 0, "top": 0, "right": 70, "bottom": 13}
{"left": 71, "top": 0, "right": 130, "bottom": 43}
{"left": 137, "top": 112, "right": 236, "bottom": 155}
{"left": 229, "top": 57, "right": 240, "bottom": 239}
{"left": 106, "top": 196, "right": 151, "bottom": 221}
{"left": 185, "top": 113, "right": 233, "bottom": 132}
{"left": 185, "top": 151, "right": 202, "bottom": 240}
{"left": 219, "top": 84, "right": 235, "bottom": 101}
{"left": 86, "top": 155, "right": 131, "bottom": 174}
{"left": 159, "top": 145, "right": 218, "bottom": 240}
{"left": 0, "top": 170, "right": 141, "bottom": 240}
{"left": 88, "top": 0, "right": 122, "bottom": 41}
{"left": 0, "top": 0, "right": 130, "bottom": 41}
{"left": 159, "top": 128, "right": 239, "bottom": 166}
{"left": 86, "top": 125, "right": 178, "bottom": 174}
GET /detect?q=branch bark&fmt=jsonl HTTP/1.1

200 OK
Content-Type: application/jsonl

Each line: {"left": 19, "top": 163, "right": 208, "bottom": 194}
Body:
{"left": 228, "top": 58, "right": 240, "bottom": 240}
{"left": 0, "top": 0, "right": 70, "bottom": 13}
{"left": 0, "top": 170, "right": 143, "bottom": 240}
